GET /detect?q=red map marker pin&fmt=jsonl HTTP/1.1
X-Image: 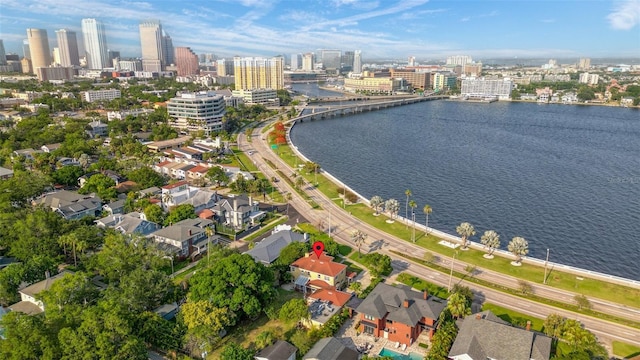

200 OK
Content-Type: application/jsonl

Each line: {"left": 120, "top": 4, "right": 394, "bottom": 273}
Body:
{"left": 312, "top": 241, "right": 324, "bottom": 259}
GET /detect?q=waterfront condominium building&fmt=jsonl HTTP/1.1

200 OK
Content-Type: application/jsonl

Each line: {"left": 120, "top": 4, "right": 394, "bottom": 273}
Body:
{"left": 81, "top": 19, "right": 109, "bottom": 69}
{"left": 353, "top": 50, "right": 362, "bottom": 74}
{"left": 55, "top": 29, "right": 80, "bottom": 67}
{"left": 139, "top": 20, "right": 165, "bottom": 71}
{"left": 460, "top": 78, "right": 514, "bottom": 100}
{"left": 175, "top": 47, "right": 199, "bottom": 76}
{"left": 302, "top": 53, "right": 314, "bottom": 71}
{"left": 26, "top": 28, "right": 51, "bottom": 71}
{"left": 233, "top": 56, "right": 284, "bottom": 91}
{"left": 167, "top": 91, "right": 226, "bottom": 135}
{"left": 389, "top": 69, "right": 429, "bottom": 90}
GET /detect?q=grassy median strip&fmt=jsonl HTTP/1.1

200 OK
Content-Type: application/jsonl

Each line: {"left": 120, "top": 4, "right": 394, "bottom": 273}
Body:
{"left": 613, "top": 341, "right": 640, "bottom": 359}
{"left": 392, "top": 251, "right": 640, "bottom": 330}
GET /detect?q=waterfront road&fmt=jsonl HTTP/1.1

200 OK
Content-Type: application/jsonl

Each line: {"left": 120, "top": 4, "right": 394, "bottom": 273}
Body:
{"left": 239, "top": 122, "right": 640, "bottom": 347}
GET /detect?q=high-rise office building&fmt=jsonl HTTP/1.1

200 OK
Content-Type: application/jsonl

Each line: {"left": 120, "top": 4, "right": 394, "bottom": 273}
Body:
{"left": 291, "top": 53, "right": 301, "bottom": 70}
{"left": 353, "top": 50, "right": 362, "bottom": 74}
{"left": 233, "top": 56, "right": 284, "bottom": 90}
{"left": 162, "top": 33, "right": 174, "bottom": 66}
{"left": 26, "top": 28, "right": 51, "bottom": 70}
{"left": 319, "top": 49, "right": 341, "bottom": 73}
{"left": 302, "top": 53, "right": 314, "bottom": 71}
{"left": 0, "top": 40, "right": 7, "bottom": 65}
{"left": 342, "top": 51, "right": 354, "bottom": 72}
{"left": 81, "top": 18, "right": 109, "bottom": 69}
{"left": 22, "top": 39, "right": 31, "bottom": 59}
{"left": 175, "top": 47, "right": 198, "bottom": 76}
{"left": 56, "top": 29, "right": 80, "bottom": 67}
{"left": 139, "top": 20, "right": 164, "bottom": 71}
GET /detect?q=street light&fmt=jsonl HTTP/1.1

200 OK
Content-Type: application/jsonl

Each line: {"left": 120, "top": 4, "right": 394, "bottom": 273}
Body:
{"left": 163, "top": 255, "right": 174, "bottom": 277}
{"left": 543, "top": 248, "right": 550, "bottom": 284}
{"left": 448, "top": 251, "right": 458, "bottom": 292}
{"left": 411, "top": 210, "right": 416, "bottom": 243}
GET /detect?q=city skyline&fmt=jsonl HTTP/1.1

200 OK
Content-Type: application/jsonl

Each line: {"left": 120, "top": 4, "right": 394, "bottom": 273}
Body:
{"left": 0, "top": 0, "right": 638, "bottom": 61}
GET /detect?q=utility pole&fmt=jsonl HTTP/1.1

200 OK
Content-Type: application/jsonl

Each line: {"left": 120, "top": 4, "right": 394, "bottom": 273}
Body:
{"left": 448, "top": 252, "right": 457, "bottom": 292}
{"left": 543, "top": 248, "right": 550, "bottom": 284}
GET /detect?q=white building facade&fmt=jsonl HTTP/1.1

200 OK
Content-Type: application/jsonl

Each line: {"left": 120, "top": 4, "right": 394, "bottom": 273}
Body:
{"left": 461, "top": 78, "right": 514, "bottom": 100}
{"left": 167, "top": 91, "right": 226, "bottom": 135}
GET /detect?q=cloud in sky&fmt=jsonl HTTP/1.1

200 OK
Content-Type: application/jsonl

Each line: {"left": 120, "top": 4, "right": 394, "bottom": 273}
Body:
{"left": 607, "top": 0, "right": 640, "bottom": 29}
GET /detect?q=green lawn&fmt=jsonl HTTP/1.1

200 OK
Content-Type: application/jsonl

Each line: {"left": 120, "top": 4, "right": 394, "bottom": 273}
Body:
{"left": 613, "top": 341, "right": 640, "bottom": 359}
{"left": 395, "top": 273, "right": 450, "bottom": 299}
{"left": 207, "top": 288, "right": 303, "bottom": 359}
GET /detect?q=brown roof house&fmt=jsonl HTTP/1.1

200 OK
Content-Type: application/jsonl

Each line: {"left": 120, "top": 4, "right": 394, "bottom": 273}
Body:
{"left": 8, "top": 271, "right": 72, "bottom": 315}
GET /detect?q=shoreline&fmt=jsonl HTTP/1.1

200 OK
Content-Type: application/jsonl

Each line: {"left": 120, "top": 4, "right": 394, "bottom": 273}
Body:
{"left": 286, "top": 102, "right": 640, "bottom": 288}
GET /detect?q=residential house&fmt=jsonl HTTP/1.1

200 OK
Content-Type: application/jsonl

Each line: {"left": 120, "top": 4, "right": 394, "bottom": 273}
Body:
{"left": 255, "top": 340, "right": 297, "bottom": 360}
{"left": 212, "top": 194, "right": 264, "bottom": 229}
{"left": 40, "top": 143, "right": 61, "bottom": 153}
{"left": 448, "top": 310, "right": 552, "bottom": 360}
{"left": 181, "top": 189, "right": 219, "bottom": 213}
{"left": 173, "top": 147, "right": 202, "bottom": 160}
{"left": 12, "top": 148, "right": 42, "bottom": 162}
{"left": 139, "top": 186, "right": 161, "bottom": 198}
{"left": 87, "top": 120, "right": 108, "bottom": 138}
{"left": 302, "top": 337, "right": 359, "bottom": 360}
{"left": 154, "top": 303, "right": 179, "bottom": 321}
{"left": 149, "top": 218, "right": 215, "bottom": 257}
{"left": 102, "top": 199, "right": 125, "bottom": 215}
{"left": 290, "top": 253, "right": 348, "bottom": 292}
{"left": 221, "top": 166, "right": 255, "bottom": 182}
{"left": 8, "top": 271, "right": 72, "bottom": 315}
{"left": 0, "top": 166, "right": 13, "bottom": 180}
{"left": 96, "top": 212, "right": 161, "bottom": 236}
{"left": 186, "top": 164, "right": 210, "bottom": 181}
{"left": 355, "top": 283, "right": 447, "bottom": 346}
{"left": 621, "top": 97, "right": 635, "bottom": 107}
{"left": 245, "top": 229, "right": 308, "bottom": 265}
{"left": 34, "top": 190, "right": 102, "bottom": 220}
{"left": 161, "top": 180, "right": 195, "bottom": 210}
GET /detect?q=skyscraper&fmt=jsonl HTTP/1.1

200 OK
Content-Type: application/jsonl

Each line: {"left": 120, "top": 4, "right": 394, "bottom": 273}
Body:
{"left": 319, "top": 49, "right": 341, "bottom": 74}
{"left": 26, "top": 28, "right": 51, "bottom": 70}
{"left": 162, "top": 33, "right": 174, "bottom": 66}
{"left": 139, "top": 20, "right": 164, "bottom": 71}
{"left": 175, "top": 47, "right": 198, "bottom": 76}
{"left": 233, "top": 56, "right": 284, "bottom": 90}
{"left": 353, "top": 50, "right": 362, "bottom": 74}
{"left": 81, "top": 18, "right": 109, "bottom": 69}
{"left": 22, "top": 39, "right": 31, "bottom": 59}
{"left": 342, "top": 51, "right": 354, "bottom": 72}
{"left": 216, "top": 59, "right": 234, "bottom": 76}
{"left": 290, "top": 53, "right": 301, "bottom": 70}
{"left": 302, "top": 53, "right": 314, "bottom": 71}
{"left": 56, "top": 29, "right": 80, "bottom": 67}
{"left": 0, "top": 40, "right": 7, "bottom": 66}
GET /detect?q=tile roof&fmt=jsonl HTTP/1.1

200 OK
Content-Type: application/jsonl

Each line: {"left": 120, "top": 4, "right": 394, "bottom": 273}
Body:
{"left": 162, "top": 180, "right": 189, "bottom": 190}
{"left": 309, "top": 288, "right": 352, "bottom": 307}
{"left": 291, "top": 253, "right": 347, "bottom": 277}
{"left": 449, "top": 311, "right": 552, "bottom": 360}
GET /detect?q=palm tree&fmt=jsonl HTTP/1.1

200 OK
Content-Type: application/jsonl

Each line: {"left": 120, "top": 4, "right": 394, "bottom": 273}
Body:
{"left": 456, "top": 222, "right": 475, "bottom": 250}
{"left": 351, "top": 230, "right": 368, "bottom": 254}
{"left": 508, "top": 237, "right": 529, "bottom": 265}
{"left": 370, "top": 195, "right": 384, "bottom": 215}
{"left": 385, "top": 198, "right": 399, "bottom": 220}
{"left": 404, "top": 189, "right": 412, "bottom": 226}
{"left": 446, "top": 292, "right": 471, "bottom": 319}
{"left": 295, "top": 176, "right": 305, "bottom": 189}
{"left": 423, "top": 204, "right": 432, "bottom": 234}
{"left": 409, "top": 200, "right": 417, "bottom": 242}
{"left": 162, "top": 191, "right": 174, "bottom": 210}
{"left": 480, "top": 230, "right": 500, "bottom": 259}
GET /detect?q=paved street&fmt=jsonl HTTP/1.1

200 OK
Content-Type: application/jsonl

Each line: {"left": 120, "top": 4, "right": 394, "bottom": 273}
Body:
{"left": 239, "top": 119, "right": 640, "bottom": 348}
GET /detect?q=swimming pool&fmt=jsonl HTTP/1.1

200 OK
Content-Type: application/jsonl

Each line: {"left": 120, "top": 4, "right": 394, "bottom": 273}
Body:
{"left": 378, "top": 347, "right": 424, "bottom": 360}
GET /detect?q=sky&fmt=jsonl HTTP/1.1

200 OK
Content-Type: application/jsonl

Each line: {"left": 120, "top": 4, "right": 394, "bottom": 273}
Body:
{"left": 0, "top": 0, "right": 639, "bottom": 61}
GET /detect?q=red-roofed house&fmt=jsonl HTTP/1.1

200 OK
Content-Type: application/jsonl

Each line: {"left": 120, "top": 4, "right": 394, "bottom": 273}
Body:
{"left": 309, "top": 288, "right": 352, "bottom": 308}
{"left": 290, "top": 253, "right": 348, "bottom": 292}
{"left": 187, "top": 164, "right": 210, "bottom": 180}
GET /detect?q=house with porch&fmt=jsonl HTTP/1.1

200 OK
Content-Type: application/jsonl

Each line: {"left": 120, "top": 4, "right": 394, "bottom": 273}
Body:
{"left": 211, "top": 194, "right": 265, "bottom": 230}
{"left": 161, "top": 180, "right": 195, "bottom": 210}
{"left": 448, "top": 310, "right": 552, "bottom": 360}
{"left": 149, "top": 218, "right": 215, "bottom": 258}
{"left": 290, "top": 253, "right": 348, "bottom": 292}
{"left": 245, "top": 229, "right": 308, "bottom": 265}
{"left": 355, "top": 283, "right": 447, "bottom": 346}
{"left": 96, "top": 212, "right": 161, "bottom": 236}
{"left": 34, "top": 190, "right": 102, "bottom": 220}
{"left": 8, "top": 271, "right": 72, "bottom": 315}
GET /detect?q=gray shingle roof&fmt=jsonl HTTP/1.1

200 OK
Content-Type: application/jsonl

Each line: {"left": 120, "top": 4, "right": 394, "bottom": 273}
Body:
{"left": 355, "top": 283, "right": 446, "bottom": 326}
{"left": 448, "top": 311, "right": 552, "bottom": 360}
{"left": 302, "top": 337, "right": 359, "bottom": 360}
{"left": 244, "top": 230, "right": 306, "bottom": 264}
{"left": 255, "top": 340, "right": 297, "bottom": 360}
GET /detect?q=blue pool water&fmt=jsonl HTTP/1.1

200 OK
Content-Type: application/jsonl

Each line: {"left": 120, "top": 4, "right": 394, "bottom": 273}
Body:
{"left": 378, "top": 347, "right": 424, "bottom": 360}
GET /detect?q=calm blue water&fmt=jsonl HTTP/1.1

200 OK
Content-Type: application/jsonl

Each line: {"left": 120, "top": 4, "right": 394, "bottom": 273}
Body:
{"left": 379, "top": 347, "right": 424, "bottom": 360}
{"left": 291, "top": 83, "right": 346, "bottom": 98}
{"left": 290, "top": 100, "right": 640, "bottom": 280}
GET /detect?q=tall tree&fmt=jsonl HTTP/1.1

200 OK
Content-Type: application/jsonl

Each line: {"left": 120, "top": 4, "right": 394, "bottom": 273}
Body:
{"left": 508, "top": 236, "right": 529, "bottom": 265}
{"left": 180, "top": 300, "right": 233, "bottom": 344}
{"left": 278, "top": 298, "right": 310, "bottom": 324}
{"left": 404, "top": 189, "right": 412, "bottom": 227}
{"left": 446, "top": 292, "right": 471, "bottom": 319}
{"left": 370, "top": 195, "right": 383, "bottom": 215}
{"left": 385, "top": 198, "right": 399, "bottom": 220}
{"left": 423, "top": 204, "right": 432, "bottom": 234}
{"left": 164, "top": 203, "right": 196, "bottom": 226}
{"left": 351, "top": 229, "right": 368, "bottom": 254}
{"left": 480, "top": 230, "right": 500, "bottom": 259}
{"left": 455, "top": 222, "right": 475, "bottom": 250}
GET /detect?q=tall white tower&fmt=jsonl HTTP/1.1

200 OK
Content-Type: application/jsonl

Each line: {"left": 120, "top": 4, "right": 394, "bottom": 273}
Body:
{"left": 139, "top": 20, "right": 164, "bottom": 71}
{"left": 353, "top": 50, "right": 362, "bottom": 74}
{"left": 56, "top": 29, "right": 80, "bottom": 67}
{"left": 81, "top": 18, "right": 109, "bottom": 69}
